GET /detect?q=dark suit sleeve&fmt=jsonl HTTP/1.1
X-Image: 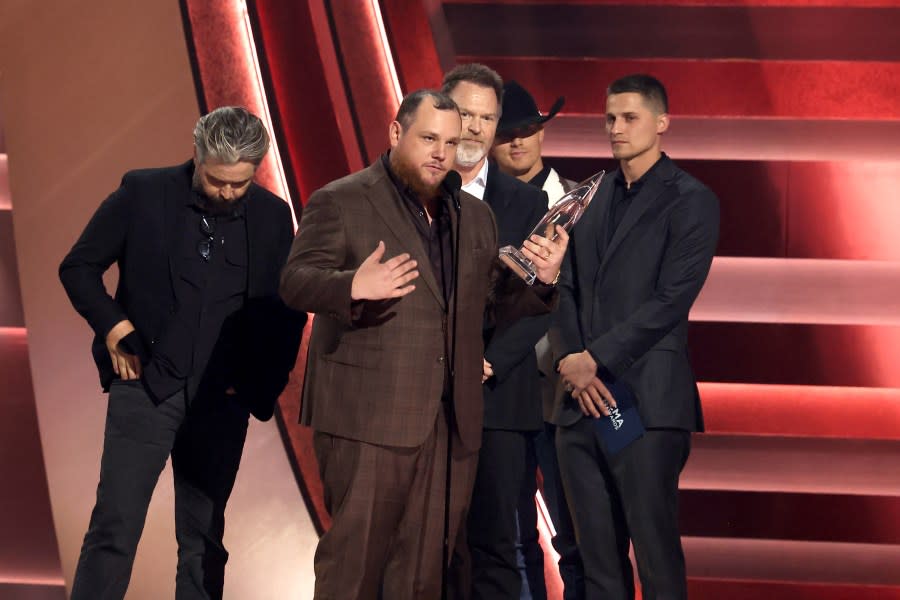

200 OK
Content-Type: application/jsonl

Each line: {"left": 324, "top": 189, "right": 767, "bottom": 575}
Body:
{"left": 484, "top": 313, "right": 550, "bottom": 382}
{"left": 279, "top": 189, "right": 358, "bottom": 325}
{"left": 588, "top": 190, "right": 719, "bottom": 378}
{"left": 483, "top": 187, "right": 551, "bottom": 381}
{"left": 238, "top": 200, "right": 307, "bottom": 420}
{"left": 264, "top": 200, "right": 307, "bottom": 376}
{"left": 59, "top": 175, "right": 133, "bottom": 340}
{"left": 549, "top": 240, "right": 584, "bottom": 363}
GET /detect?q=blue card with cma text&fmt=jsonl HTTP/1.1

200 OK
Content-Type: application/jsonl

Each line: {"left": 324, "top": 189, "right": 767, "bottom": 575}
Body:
{"left": 593, "top": 379, "right": 645, "bottom": 456}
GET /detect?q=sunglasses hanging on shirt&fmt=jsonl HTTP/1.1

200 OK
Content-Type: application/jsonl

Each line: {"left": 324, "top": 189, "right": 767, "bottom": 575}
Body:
{"left": 197, "top": 215, "right": 216, "bottom": 261}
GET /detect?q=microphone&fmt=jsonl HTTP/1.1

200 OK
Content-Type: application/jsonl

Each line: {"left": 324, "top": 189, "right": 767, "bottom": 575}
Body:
{"left": 441, "top": 170, "right": 462, "bottom": 212}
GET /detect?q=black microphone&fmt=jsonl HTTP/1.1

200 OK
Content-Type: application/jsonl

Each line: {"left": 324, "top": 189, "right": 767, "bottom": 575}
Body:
{"left": 441, "top": 170, "right": 462, "bottom": 212}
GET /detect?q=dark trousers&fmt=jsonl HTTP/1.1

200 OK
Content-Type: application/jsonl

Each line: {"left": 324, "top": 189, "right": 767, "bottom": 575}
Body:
{"left": 468, "top": 429, "right": 544, "bottom": 599}
{"left": 534, "top": 422, "right": 584, "bottom": 600}
{"left": 556, "top": 421, "right": 691, "bottom": 600}
{"left": 515, "top": 432, "right": 546, "bottom": 600}
{"left": 312, "top": 404, "right": 478, "bottom": 600}
{"left": 71, "top": 380, "right": 249, "bottom": 600}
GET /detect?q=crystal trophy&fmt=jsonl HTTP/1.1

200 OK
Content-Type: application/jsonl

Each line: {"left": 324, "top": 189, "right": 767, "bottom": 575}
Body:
{"left": 499, "top": 170, "right": 604, "bottom": 284}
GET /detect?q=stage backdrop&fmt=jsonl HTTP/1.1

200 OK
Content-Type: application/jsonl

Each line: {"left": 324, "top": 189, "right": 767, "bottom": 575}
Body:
{"left": 240, "top": 1, "right": 900, "bottom": 599}
{"left": 0, "top": 1, "right": 317, "bottom": 598}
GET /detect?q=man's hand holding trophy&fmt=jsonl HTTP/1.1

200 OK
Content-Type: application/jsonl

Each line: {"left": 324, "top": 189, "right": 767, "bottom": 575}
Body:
{"left": 499, "top": 171, "right": 605, "bottom": 284}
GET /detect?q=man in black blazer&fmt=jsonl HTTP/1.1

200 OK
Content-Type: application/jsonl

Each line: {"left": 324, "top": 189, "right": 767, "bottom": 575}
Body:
{"left": 442, "top": 64, "right": 551, "bottom": 599}
{"left": 552, "top": 75, "right": 719, "bottom": 600}
{"left": 493, "top": 80, "right": 586, "bottom": 600}
{"left": 59, "top": 106, "right": 305, "bottom": 600}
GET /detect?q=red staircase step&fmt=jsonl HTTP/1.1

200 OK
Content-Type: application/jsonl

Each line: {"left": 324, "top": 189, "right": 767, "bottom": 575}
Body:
{"left": 683, "top": 434, "right": 900, "bottom": 495}
{"left": 446, "top": 3, "right": 900, "bottom": 61}
{"left": 694, "top": 258, "right": 900, "bottom": 326}
{"left": 687, "top": 579, "right": 900, "bottom": 600}
{"left": 684, "top": 537, "right": 900, "bottom": 586}
{"left": 680, "top": 490, "right": 900, "bottom": 544}
{"left": 689, "top": 323, "right": 900, "bottom": 387}
{"left": 553, "top": 158, "right": 900, "bottom": 260}
{"left": 699, "top": 383, "right": 900, "bottom": 439}
{"left": 544, "top": 116, "right": 900, "bottom": 162}
{"left": 457, "top": 57, "right": 900, "bottom": 120}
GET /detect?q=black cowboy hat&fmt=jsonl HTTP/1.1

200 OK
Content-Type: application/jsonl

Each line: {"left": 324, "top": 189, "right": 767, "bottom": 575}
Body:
{"left": 497, "top": 80, "right": 565, "bottom": 136}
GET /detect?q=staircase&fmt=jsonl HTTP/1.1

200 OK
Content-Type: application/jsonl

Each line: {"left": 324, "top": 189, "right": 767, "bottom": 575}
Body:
{"left": 440, "top": 0, "right": 900, "bottom": 597}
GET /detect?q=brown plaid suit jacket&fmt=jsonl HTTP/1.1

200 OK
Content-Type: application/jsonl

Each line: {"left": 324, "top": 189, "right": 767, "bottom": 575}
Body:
{"left": 281, "top": 160, "right": 507, "bottom": 452}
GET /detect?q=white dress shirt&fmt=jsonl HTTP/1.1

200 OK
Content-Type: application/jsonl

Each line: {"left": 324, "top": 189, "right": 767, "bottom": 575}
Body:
{"left": 460, "top": 159, "right": 489, "bottom": 201}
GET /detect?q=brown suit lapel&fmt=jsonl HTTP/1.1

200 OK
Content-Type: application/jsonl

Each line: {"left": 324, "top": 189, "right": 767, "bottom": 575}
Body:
{"left": 361, "top": 163, "right": 447, "bottom": 309}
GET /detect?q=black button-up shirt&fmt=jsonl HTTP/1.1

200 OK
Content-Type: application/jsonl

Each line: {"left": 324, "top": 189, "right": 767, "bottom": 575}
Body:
{"left": 381, "top": 153, "right": 454, "bottom": 303}
{"left": 528, "top": 165, "right": 553, "bottom": 190}
{"left": 609, "top": 155, "right": 664, "bottom": 242}
{"left": 142, "top": 192, "right": 248, "bottom": 402}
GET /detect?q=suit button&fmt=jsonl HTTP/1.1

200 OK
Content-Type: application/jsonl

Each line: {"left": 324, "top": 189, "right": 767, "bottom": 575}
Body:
{"left": 437, "top": 356, "right": 445, "bottom": 364}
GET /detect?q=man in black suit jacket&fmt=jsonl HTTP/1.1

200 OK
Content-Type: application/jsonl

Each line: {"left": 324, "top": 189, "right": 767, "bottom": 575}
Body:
{"left": 442, "top": 64, "right": 551, "bottom": 599}
{"left": 493, "top": 80, "right": 585, "bottom": 600}
{"left": 552, "top": 75, "right": 719, "bottom": 600}
{"left": 59, "top": 107, "right": 305, "bottom": 600}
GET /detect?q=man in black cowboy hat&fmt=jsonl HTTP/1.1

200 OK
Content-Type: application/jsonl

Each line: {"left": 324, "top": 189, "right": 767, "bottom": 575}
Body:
{"left": 493, "top": 81, "right": 585, "bottom": 600}
{"left": 492, "top": 81, "right": 575, "bottom": 204}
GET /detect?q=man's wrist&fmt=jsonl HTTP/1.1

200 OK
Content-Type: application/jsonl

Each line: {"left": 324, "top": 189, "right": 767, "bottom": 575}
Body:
{"left": 539, "top": 269, "right": 561, "bottom": 286}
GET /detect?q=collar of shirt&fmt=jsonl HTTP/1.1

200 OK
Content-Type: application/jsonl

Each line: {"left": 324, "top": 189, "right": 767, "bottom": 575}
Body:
{"left": 460, "top": 159, "right": 489, "bottom": 201}
{"left": 382, "top": 153, "right": 422, "bottom": 205}
{"left": 614, "top": 153, "right": 665, "bottom": 197}
{"left": 382, "top": 153, "right": 414, "bottom": 196}
{"left": 528, "top": 165, "right": 553, "bottom": 190}
{"left": 381, "top": 153, "right": 447, "bottom": 223}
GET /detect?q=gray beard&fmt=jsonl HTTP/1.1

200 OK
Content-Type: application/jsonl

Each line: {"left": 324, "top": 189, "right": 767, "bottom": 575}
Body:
{"left": 456, "top": 142, "right": 485, "bottom": 168}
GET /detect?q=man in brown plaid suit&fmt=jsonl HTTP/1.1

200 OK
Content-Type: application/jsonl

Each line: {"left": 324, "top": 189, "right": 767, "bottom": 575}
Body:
{"left": 280, "top": 89, "right": 568, "bottom": 599}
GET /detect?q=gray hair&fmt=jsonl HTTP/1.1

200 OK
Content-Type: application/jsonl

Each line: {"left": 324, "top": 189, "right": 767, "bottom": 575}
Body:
{"left": 193, "top": 106, "right": 270, "bottom": 165}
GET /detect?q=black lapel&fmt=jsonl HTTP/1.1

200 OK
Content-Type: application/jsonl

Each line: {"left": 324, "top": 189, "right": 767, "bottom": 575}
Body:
{"left": 245, "top": 184, "right": 263, "bottom": 295}
{"left": 483, "top": 162, "right": 511, "bottom": 216}
{"left": 575, "top": 175, "right": 613, "bottom": 321}
{"left": 598, "top": 157, "right": 675, "bottom": 275}
{"left": 164, "top": 161, "right": 193, "bottom": 292}
{"left": 575, "top": 174, "right": 613, "bottom": 281}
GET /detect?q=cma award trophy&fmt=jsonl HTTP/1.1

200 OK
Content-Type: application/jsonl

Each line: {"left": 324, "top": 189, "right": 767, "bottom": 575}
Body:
{"left": 499, "top": 170, "right": 605, "bottom": 284}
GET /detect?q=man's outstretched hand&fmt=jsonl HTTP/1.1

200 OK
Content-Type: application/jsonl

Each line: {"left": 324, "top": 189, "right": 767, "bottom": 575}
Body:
{"left": 351, "top": 241, "right": 420, "bottom": 300}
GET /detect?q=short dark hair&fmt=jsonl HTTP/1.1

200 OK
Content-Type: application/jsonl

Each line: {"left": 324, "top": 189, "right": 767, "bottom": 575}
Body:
{"left": 395, "top": 89, "right": 459, "bottom": 129}
{"left": 441, "top": 63, "right": 504, "bottom": 107}
{"left": 607, "top": 74, "right": 669, "bottom": 114}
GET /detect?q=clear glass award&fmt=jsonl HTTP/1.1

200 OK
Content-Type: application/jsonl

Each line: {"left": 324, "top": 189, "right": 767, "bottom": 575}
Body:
{"left": 499, "top": 170, "right": 605, "bottom": 284}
